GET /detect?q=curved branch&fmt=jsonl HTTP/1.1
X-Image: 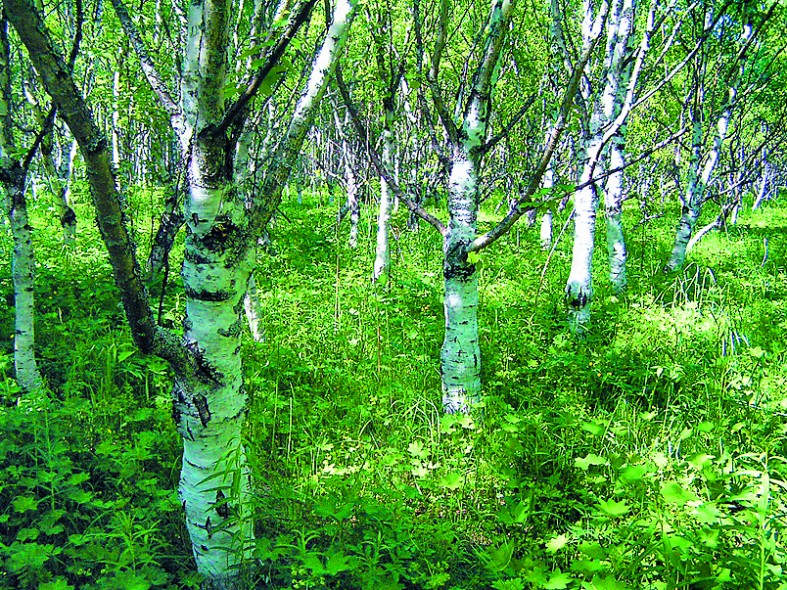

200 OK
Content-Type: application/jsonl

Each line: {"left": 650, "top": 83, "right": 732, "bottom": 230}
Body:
{"left": 336, "top": 65, "right": 447, "bottom": 236}
{"left": 5, "top": 0, "right": 185, "bottom": 367}
{"left": 109, "top": 0, "right": 181, "bottom": 128}
{"left": 206, "top": 0, "right": 319, "bottom": 138}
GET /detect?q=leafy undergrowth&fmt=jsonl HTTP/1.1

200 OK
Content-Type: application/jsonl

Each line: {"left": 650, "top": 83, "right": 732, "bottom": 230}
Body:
{"left": 1, "top": 187, "right": 786, "bottom": 589}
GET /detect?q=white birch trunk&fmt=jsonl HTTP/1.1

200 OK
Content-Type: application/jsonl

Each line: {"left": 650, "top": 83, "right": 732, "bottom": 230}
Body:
{"left": 605, "top": 139, "right": 627, "bottom": 292}
{"left": 565, "top": 0, "right": 613, "bottom": 333}
{"left": 442, "top": 151, "right": 481, "bottom": 413}
{"left": 373, "top": 106, "right": 395, "bottom": 281}
{"left": 666, "top": 101, "right": 732, "bottom": 271}
{"left": 3, "top": 179, "right": 45, "bottom": 394}
{"left": 244, "top": 272, "right": 265, "bottom": 343}
{"left": 177, "top": 2, "right": 254, "bottom": 583}
{"left": 344, "top": 149, "right": 359, "bottom": 249}
{"left": 0, "top": 23, "right": 43, "bottom": 394}
{"left": 666, "top": 19, "right": 749, "bottom": 271}
{"left": 752, "top": 159, "right": 771, "bottom": 210}
{"left": 440, "top": 0, "right": 513, "bottom": 412}
{"left": 665, "top": 117, "right": 703, "bottom": 271}
{"left": 540, "top": 166, "right": 554, "bottom": 250}
{"left": 112, "top": 67, "right": 122, "bottom": 185}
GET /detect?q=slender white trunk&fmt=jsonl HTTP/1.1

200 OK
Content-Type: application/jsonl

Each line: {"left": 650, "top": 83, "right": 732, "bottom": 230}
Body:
{"left": 244, "top": 272, "right": 265, "bottom": 342}
{"left": 565, "top": 0, "right": 614, "bottom": 333}
{"left": 666, "top": 18, "right": 749, "bottom": 271}
{"left": 540, "top": 166, "right": 554, "bottom": 250}
{"left": 666, "top": 103, "right": 731, "bottom": 271}
{"left": 4, "top": 179, "right": 44, "bottom": 394}
{"left": 373, "top": 106, "right": 395, "bottom": 281}
{"left": 345, "top": 155, "right": 359, "bottom": 248}
{"left": 60, "top": 139, "right": 78, "bottom": 243}
{"left": 605, "top": 137, "right": 627, "bottom": 292}
{"left": 752, "top": 159, "right": 771, "bottom": 210}
{"left": 112, "top": 67, "right": 121, "bottom": 182}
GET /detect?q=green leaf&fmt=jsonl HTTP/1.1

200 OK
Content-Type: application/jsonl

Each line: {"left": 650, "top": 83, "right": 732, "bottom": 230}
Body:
{"left": 543, "top": 571, "right": 573, "bottom": 589}
{"left": 12, "top": 496, "right": 39, "bottom": 514}
{"left": 749, "top": 346, "right": 766, "bottom": 358}
{"left": 661, "top": 481, "right": 697, "bottom": 506}
{"left": 581, "top": 421, "right": 605, "bottom": 436}
{"left": 575, "top": 453, "right": 608, "bottom": 470}
{"left": 325, "top": 550, "right": 352, "bottom": 575}
{"left": 597, "top": 499, "right": 630, "bottom": 517}
{"left": 16, "top": 527, "right": 39, "bottom": 542}
{"left": 106, "top": 571, "right": 151, "bottom": 590}
{"left": 619, "top": 464, "right": 646, "bottom": 483}
{"left": 545, "top": 534, "right": 568, "bottom": 554}
{"left": 117, "top": 348, "right": 135, "bottom": 363}
{"left": 492, "top": 579, "right": 525, "bottom": 590}
{"left": 407, "top": 440, "right": 427, "bottom": 459}
{"left": 438, "top": 470, "right": 463, "bottom": 490}
{"left": 483, "top": 541, "right": 514, "bottom": 572}
{"left": 583, "top": 574, "right": 630, "bottom": 590}
{"left": 467, "top": 251, "right": 481, "bottom": 264}
{"left": 38, "top": 578, "right": 74, "bottom": 590}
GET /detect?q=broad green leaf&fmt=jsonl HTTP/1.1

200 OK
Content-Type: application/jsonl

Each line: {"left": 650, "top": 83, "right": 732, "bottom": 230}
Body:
{"left": 619, "top": 464, "right": 646, "bottom": 483}
{"left": 597, "top": 499, "right": 630, "bottom": 517}
{"left": 407, "top": 440, "right": 427, "bottom": 459}
{"left": 661, "top": 481, "right": 697, "bottom": 506}
{"left": 575, "top": 453, "right": 608, "bottom": 470}
{"left": 544, "top": 571, "right": 573, "bottom": 589}
{"left": 581, "top": 422, "right": 605, "bottom": 436}
{"left": 439, "top": 470, "right": 463, "bottom": 490}
{"left": 12, "top": 496, "right": 39, "bottom": 513}
{"left": 325, "top": 550, "right": 352, "bottom": 575}
{"left": 39, "top": 579, "right": 74, "bottom": 590}
{"left": 545, "top": 534, "right": 568, "bottom": 554}
{"left": 483, "top": 541, "right": 514, "bottom": 572}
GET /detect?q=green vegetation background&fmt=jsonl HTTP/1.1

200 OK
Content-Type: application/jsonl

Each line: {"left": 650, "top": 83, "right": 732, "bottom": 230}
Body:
{"left": 1, "top": 182, "right": 786, "bottom": 589}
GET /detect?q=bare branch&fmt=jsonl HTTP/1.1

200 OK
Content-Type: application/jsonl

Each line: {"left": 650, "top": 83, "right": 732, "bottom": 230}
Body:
{"left": 336, "top": 65, "right": 447, "bottom": 236}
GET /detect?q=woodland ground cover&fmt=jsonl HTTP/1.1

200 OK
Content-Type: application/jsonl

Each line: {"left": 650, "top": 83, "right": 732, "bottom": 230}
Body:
{"left": 1, "top": 185, "right": 786, "bottom": 589}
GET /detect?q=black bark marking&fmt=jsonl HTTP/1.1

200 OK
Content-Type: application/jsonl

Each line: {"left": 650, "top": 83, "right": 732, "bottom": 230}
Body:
{"left": 184, "top": 340, "right": 224, "bottom": 383}
{"left": 184, "top": 248, "right": 212, "bottom": 264}
{"left": 205, "top": 517, "right": 212, "bottom": 538}
{"left": 194, "top": 394, "right": 211, "bottom": 427}
{"left": 215, "top": 489, "right": 229, "bottom": 518}
{"left": 184, "top": 286, "right": 232, "bottom": 301}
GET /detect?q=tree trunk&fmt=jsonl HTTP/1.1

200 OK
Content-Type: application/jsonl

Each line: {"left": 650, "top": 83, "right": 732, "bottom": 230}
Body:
{"left": 373, "top": 106, "right": 395, "bottom": 282}
{"left": 441, "top": 148, "right": 481, "bottom": 413}
{"left": 3, "top": 169, "right": 45, "bottom": 394}
{"left": 605, "top": 137, "right": 627, "bottom": 293}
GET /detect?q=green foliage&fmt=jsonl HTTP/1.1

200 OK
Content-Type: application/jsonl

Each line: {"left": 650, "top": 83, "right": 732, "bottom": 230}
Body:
{"left": 2, "top": 188, "right": 787, "bottom": 588}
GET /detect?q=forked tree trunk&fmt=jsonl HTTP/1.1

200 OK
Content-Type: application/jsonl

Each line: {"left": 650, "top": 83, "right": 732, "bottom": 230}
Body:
{"left": 8, "top": 0, "right": 356, "bottom": 586}
{"left": 0, "top": 21, "right": 44, "bottom": 394}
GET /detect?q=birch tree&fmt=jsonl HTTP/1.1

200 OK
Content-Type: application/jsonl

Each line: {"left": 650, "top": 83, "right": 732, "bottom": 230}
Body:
{"left": 341, "top": 0, "right": 597, "bottom": 412}
{"left": 5, "top": 0, "right": 357, "bottom": 587}
{"left": 0, "top": 17, "right": 45, "bottom": 394}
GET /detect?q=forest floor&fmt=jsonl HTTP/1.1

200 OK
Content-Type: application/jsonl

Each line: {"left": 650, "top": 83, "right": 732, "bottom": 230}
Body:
{"left": 1, "top": 186, "right": 786, "bottom": 589}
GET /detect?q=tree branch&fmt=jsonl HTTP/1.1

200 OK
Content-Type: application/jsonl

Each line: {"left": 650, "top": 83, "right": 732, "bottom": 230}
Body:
{"left": 207, "top": 0, "right": 319, "bottom": 138}
{"left": 467, "top": 30, "right": 602, "bottom": 253}
{"left": 109, "top": 0, "right": 182, "bottom": 129}
{"left": 5, "top": 0, "right": 186, "bottom": 368}
{"left": 336, "top": 65, "right": 447, "bottom": 236}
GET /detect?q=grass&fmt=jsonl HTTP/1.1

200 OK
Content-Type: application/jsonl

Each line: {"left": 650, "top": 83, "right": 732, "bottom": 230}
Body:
{"left": 1, "top": 183, "right": 786, "bottom": 589}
